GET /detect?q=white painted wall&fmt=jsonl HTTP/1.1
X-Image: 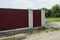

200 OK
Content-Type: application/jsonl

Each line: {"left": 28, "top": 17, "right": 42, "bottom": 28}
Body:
{"left": 28, "top": 9, "right": 33, "bottom": 28}
{"left": 41, "top": 9, "right": 45, "bottom": 26}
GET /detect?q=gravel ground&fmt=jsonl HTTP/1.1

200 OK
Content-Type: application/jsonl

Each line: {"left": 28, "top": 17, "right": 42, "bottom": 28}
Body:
{"left": 45, "top": 22, "right": 60, "bottom": 27}
{"left": 23, "top": 30, "right": 60, "bottom": 40}
{"left": 23, "top": 22, "right": 60, "bottom": 40}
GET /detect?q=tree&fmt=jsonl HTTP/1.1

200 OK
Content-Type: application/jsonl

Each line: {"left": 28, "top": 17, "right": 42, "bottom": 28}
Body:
{"left": 51, "top": 4, "right": 60, "bottom": 17}
{"left": 41, "top": 4, "right": 60, "bottom": 17}
{"left": 41, "top": 8, "right": 51, "bottom": 17}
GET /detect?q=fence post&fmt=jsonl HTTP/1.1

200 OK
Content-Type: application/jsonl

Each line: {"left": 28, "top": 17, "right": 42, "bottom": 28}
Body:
{"left": 28, "top": 9, "right": 33, "bottom": 28}
{"left": 41, "top": 9, "right": 45, "bottom": 26}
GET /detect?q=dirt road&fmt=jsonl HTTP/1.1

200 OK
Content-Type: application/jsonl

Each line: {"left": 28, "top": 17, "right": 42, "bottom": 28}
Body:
{"left": 23, "top": 30, "right": 60, "bottom": 40}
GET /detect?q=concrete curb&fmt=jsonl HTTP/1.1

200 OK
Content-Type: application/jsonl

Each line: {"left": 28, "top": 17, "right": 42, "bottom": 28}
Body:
{"left": 0, "top": 34, "right": 26, "bottom": 40}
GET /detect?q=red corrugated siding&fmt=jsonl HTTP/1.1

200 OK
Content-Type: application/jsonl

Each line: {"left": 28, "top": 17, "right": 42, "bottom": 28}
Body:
{"left": 0, "top": 8, "right": 28, "bottom": 31}
{"left": 33, "top": 10, "right": 41, "bottom": 27}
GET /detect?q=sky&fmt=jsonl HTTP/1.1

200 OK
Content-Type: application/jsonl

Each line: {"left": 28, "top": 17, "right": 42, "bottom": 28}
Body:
{"left": 0, "top": 0, "right": 59, "bottom": 9}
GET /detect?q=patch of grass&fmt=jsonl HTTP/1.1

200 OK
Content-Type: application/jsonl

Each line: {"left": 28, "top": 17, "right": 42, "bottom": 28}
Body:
{"left": 30, "top": 27, "right": 48, "bottom": 34}
{"left": 45, "top": 17, "right": 60, "bottom": 22}
{"left": 27, "top": 27, "right": 60, "bottom": 35}
{"left": 38, "top": 27, "right": 60, "bottom": 31}
{"left": 34, "top": 27, "right": 60, "bottom": 33}
{"left": 50, "top": 27, "right": 60, "bottom": 31}
{"left": 38, "top": 27, "right": 48, "bottom": 31}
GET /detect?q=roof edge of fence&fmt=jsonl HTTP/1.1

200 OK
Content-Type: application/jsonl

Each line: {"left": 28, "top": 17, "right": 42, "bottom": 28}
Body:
{"left": 0, "top": 8, "right": 41, "bottom": 10}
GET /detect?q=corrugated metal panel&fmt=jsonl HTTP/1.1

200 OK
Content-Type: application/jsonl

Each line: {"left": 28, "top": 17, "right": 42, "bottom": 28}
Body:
{"left": 0, "top": 8, "right": 28, "bottom": 31}
{"left": 33, "top": 10, "right": 41, "bottom": 27}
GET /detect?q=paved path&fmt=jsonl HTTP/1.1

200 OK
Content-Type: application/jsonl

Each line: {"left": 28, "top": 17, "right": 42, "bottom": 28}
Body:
{"left": 45, "top": 22, "right": 60, "bottom": 27}
{"left": 23, "top": 30, "right": 60, "bottom": 40}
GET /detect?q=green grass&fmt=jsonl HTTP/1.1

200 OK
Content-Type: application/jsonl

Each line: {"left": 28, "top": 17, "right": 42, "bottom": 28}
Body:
{"left": 45, "top": 17, "right": 60, "bottom": 22}
{"left": 37, "top": 27, "right": 60, "bottom": 32}
{"left": 50, "top": 27, "right": 60, "bottom": 31}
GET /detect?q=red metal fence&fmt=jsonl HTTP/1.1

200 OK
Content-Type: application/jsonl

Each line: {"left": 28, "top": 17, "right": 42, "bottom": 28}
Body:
{"left": 33, "top": 10, "right": 41, "bottom": 27}
{"left": 0, "top": 8, "right": 41, "bottom": 31}
{"left": 0, "top": 9, "right": 28, "bottom": 31}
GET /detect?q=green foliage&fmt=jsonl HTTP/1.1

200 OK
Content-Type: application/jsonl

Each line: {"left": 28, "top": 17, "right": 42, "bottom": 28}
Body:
{"left": 51, "top": 4, "right": 60, "bottom": 17}
{"left": 38, "top": 27, "right": 48, "bottom": 31}
{"left": 38, "top": 27, "right": 60, "bottom": 32}
{"left": 43, "top": 4, "right": 60, "bottom": 17}
{"left": 50, "top": 27, "right": 60, "bottom": 31}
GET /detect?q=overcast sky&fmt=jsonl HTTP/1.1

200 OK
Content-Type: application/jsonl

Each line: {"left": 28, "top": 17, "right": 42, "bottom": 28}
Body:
{"left": 0, "top": 0, "right": 59, "bottom": 9}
